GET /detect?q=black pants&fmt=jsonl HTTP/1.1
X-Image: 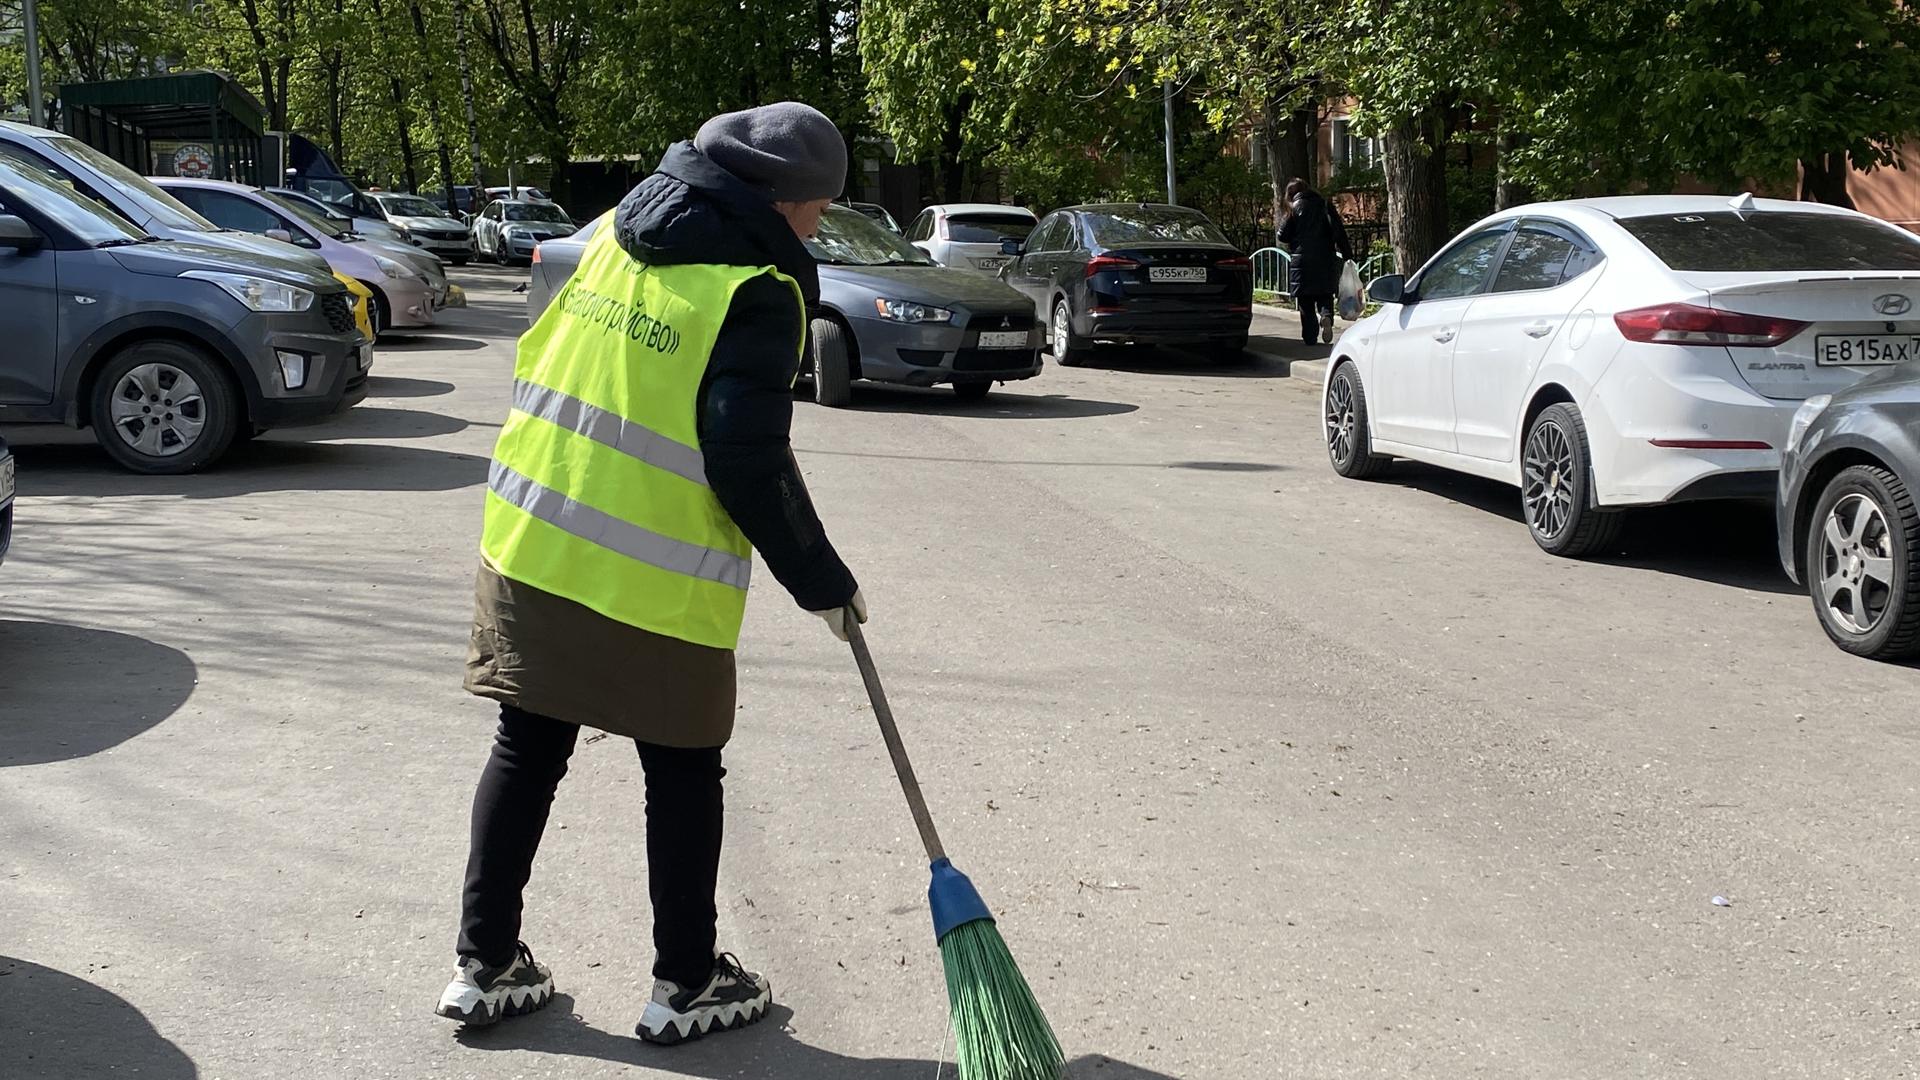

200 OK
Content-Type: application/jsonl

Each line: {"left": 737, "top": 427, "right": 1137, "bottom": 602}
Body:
{"left": 458, "top": 704, "right": 725, "bottom": 989}
{"left": 1298, "top": 293, "right": 1334, "bottom": 342}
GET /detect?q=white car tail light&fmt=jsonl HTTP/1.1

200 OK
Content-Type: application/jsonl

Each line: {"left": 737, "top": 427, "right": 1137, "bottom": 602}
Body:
{"left": 1613, "top": 302, "right": 1808, "bottom": 347}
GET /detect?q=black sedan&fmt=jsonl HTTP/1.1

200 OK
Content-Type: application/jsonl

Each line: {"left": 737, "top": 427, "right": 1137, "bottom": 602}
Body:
{"left": 1, "top": 434, "right": 13, "bottom": 568}
{"left": 1000, "top": 203, "right": 1253, "bottom": 365}
{"left": 1778, "top": 362, "right": 1920, "bottom": 661}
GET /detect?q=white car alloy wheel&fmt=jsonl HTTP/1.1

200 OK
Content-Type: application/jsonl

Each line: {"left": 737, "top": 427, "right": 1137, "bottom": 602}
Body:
{"left": 109, "top": 362, "right": 206, "bottom": 458}
{"left": 1520, "top": 403, "right": 1622, "bottom": 558}
{"left": 1818, "top": 491, "right": 1895, "bottom": 636}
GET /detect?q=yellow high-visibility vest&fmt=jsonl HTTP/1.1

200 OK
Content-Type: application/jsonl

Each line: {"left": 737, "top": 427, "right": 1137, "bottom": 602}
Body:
{"left": 480, "top": 220, "right": 804, "bottom": 650}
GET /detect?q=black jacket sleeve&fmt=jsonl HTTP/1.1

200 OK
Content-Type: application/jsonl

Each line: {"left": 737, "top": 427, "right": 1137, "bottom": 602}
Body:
{"left": 1331, "top": 207, "right": 1355, "bottom": 263}
{"left": 698, "top": 274, "right": 859, "bottom": 612}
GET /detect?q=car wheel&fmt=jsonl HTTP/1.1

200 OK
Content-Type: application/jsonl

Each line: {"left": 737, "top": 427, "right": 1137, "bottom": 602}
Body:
{"left": 1324, "top": 361, "right": 1390, "bottom": 480}
{"left": 1806, "top": 464, "right": 1920, "bottom": 660}
{"left": 952, "top": 380, "right": 992, "bottom": 401}
{"left": 810, "top": 316, "right": 853, "bottom": 408}
{"left": 365, "top": 286, "right": 391, "bottom": 339}
{"left": 89, "top": 341, "right": 240, "bottom": 474}
{"left": 1521, "top": 402, "right": 1623, "bottom": 557}
{"left": 1051, "top": 300, "right": 1088, "bottom": 367}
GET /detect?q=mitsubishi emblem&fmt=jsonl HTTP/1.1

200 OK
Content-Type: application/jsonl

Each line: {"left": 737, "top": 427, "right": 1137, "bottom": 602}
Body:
{"left": 1872, "top": 293, "right": 1912, "bottom": 316}
{"left": 1000, "top": 317, "right": 1011, "bottom": 329}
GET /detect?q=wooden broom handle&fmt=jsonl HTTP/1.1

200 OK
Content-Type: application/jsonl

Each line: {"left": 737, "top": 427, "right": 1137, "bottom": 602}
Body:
{"left": 845, "top": 613, "right": 948, "bottom": 863}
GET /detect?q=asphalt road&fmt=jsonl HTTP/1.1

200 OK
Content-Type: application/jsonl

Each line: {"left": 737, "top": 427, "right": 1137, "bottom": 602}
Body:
{"left": 3, "top": 264, "right": 1918, "bottom": 1080}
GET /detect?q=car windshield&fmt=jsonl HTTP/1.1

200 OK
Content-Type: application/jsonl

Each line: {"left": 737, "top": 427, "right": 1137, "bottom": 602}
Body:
{"left": 263, "top": 192, "right": 347, "bottom": 239}
{"left": 379, "top": 195, "right": 448, "bottom": 217}
{"left": 1085, "top": 207, "right": 1230, "bottom": 246}
{"left": 808, "top": 205, "right": 934, "bottom": 266}
{"left": 1618, "top": 211, "right": 1920, "bottom": 271}
{"left": 947, "top": 213, "right": 1035, "bottom": 244}
{"left": 35, "top": 134, "right": 221, "bottom": 233}
{"left": 0, "top": 157, "right": 149, "bottom": 245}
{"left": 503, "top": 202, "right": 570, "bottom": 223}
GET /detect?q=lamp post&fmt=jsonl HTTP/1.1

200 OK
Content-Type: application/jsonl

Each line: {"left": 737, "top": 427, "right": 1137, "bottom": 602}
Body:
{"left": 23, "top": 0, "right": 45, "bottom": 127}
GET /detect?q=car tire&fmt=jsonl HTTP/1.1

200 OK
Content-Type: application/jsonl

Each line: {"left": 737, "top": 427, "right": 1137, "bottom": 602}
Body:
{"left": 952, "top": 380, "right": 992, "bottom": 401}
{"left": 1324, "top": 361, "right": 1390, "bottom": 480}
{"left": 810, "top": 317, "right": 854, "bottom": 408}
{"left": 364, "top": 285, "right": 391, "bottom": 339}
{"left": 1051, "top": 299, "right": 1088, "bottom": 367}
{"left": 1806, "top": 464, "right": 1920, "bottom": 661}
{"left": 1521, "top": 402, "right": 1623, "bottom": 558}
{"left": 89, "top": 341, "right": 241, "bottom": 475}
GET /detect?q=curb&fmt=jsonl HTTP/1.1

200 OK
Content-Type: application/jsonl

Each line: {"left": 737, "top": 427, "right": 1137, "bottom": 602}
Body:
{"left": 1243, "top": 347, "right": 1329, "bottom": 383}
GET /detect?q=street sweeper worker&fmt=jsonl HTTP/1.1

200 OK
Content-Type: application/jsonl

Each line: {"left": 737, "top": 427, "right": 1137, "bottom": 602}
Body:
{"left": 435, "top": 101, "right": 868, "bottom": 1044}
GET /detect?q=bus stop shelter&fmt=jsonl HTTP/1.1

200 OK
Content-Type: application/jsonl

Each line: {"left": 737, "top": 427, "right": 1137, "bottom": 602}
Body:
{"left": 59, "top": 71, "right": 271, "bottom": 186}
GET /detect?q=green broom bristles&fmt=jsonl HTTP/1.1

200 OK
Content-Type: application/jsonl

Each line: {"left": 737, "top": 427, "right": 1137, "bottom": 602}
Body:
{"left": 939, "top": 918, "right": 1065, "bottom": 1080}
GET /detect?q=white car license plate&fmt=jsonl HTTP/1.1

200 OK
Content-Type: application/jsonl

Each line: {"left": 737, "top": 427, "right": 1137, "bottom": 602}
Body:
{"left": 1815, "top": 334, "right": 1920, "bottom": 366}
{"left": 1, "top": 456, "right": 14, "bottom": 505}
{"left": 973, "top": 257, "right": 1009, "bottom": 271}
{"left": 1149, "top": 266, "right": 1207, "bottom": 283}
{"left": 977, "top": 330, "right": 1027, "bottom": 349}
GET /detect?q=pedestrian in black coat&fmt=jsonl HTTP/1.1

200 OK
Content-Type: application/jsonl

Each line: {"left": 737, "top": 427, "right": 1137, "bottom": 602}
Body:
{"left": 1276, "top": 178, "right": 1354, "bottom": 345}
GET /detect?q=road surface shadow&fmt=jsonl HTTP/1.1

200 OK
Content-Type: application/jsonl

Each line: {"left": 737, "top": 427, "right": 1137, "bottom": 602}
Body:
{"left": 1369, "top": 461, "right": 1797, "bottom": 594}
{"left": 797, "top": 446, "right": 1278, "bottom": 472}
{"left": 455, "top": 999, "right": 1178, "bottom": 1079}
{"left": 0, "top": 956, "right": 197, "bottom": 1077}
{"left": 365, "top": 375, "right": 459, "bottom": 398}
{"left": 1084, "top": 344, "right": 1305, "bottom": 379}
{"left": 11, "top": 440, "right": 487, "bottom": 498}
{"left": 0, "top": 621, "right": 196, "bottom": 767}
{"left": 840, "top": 386, "right": 1138, "bottom": 419}
{"left": 271, "top": 404, "right": 471, "bottom": 441}
{"left": 1601, "top": 501, "right": 1798, "bottom": 595}
{"left": 376, "top": 334, "right": 492, "bottom": 353}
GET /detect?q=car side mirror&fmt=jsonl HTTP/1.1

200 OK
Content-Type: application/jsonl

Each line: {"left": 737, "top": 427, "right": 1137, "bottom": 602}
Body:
{"left": 265, "top": 228, "right": 294, "bottom": 244}
{"left": 1367, "top": 274, "right": 1407, "bottom": 304}
{"left": 0, "top": 213, "right": 43, "bottom": 251}
{"left": 999, "top": 238, "right": 1025, "bottom": 257}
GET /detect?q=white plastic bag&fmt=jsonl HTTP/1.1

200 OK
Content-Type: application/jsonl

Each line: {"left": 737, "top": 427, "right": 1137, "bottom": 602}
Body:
{"left": 1336, "top": 259, "right": 1363, "bottom": 321}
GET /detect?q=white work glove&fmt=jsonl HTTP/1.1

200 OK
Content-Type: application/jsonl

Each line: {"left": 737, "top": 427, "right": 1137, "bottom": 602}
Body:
{"left": 811, "top": 588, "right": 868, "bottom": 642}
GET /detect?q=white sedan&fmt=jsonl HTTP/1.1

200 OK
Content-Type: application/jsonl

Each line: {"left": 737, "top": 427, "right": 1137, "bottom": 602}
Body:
{"left": 1323, "top": 195, "right": 1920, "bottom": 556}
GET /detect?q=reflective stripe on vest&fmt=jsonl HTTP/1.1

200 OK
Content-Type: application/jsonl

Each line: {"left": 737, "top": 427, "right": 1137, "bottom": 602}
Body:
{"left": 480, "top": 219, "right": 805, "bottom": 650}
{"left": 489, "top": 460, "right": 750, "bottom": 588}
{"left": 510, "top": 378, "right": 710, "bottom": 488}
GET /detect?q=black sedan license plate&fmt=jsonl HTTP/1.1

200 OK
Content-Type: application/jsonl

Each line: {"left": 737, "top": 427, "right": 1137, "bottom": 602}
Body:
{"left": 1815, "top": 334, "right": 1920, "bottom": 366}
{"left": 1, "top": 456, "right": 13, "bottom": 505}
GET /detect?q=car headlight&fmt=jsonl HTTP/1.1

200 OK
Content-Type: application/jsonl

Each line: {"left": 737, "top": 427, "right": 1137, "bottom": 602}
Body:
{"left": 371, "top": 254, "right": 416, "bottom": 280}
{"left": 873, "top": 298, "right": 953, "bottom": 323}
{"left": 1786, "top": 394, "right": 1832, "bottom": 454}
{"left": 395, "top": 223, "right": 411, "bottom": 241}
{"left": 179, "top": 270, "right": 315, "bottom": 312}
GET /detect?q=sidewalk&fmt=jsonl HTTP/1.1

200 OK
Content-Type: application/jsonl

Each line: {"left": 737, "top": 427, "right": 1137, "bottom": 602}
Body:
{"left": 1246, "top": 302, "right": 1352, "bottom": 383}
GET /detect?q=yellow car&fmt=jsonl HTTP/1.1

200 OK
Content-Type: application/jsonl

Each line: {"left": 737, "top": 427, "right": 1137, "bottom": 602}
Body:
{"left": 332, "top": 272, "right": 377, "bottom": 342}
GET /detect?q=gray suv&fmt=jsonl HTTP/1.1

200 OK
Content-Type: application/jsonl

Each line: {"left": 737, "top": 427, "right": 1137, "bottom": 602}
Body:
{"left": 0, "top": 120, "right": 333, "bottom": 276}
{"left": 0, "top": 159, "right": 369, "bottom": 474}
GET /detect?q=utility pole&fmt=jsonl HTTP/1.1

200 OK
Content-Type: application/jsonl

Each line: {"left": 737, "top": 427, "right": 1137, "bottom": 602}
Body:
{"left": 1162, "top": 80, "right": 1177, "bottom": 205}
{"left": 453, "top": 0, "right": 486, "bottom": 213}
{"left": 23, "top": 0, "right": 45, "bottom": 127}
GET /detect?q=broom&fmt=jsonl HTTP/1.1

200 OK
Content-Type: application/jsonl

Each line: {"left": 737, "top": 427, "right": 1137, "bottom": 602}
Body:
{"left": 844, "top": 614, "right": 1065, "bottom": 1080}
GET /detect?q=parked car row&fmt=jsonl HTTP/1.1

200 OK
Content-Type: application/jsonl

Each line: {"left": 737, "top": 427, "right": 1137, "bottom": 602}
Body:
{"left": 1320, "top": 193, "right": 1920, "bottom": 661}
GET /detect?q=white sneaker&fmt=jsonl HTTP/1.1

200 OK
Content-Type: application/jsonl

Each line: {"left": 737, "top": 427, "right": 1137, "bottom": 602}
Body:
{"left": 635, "top": 952, "right": 771, "bottom": 1045}
{"left": 434, "top": 941, "right": 554, "bottom": 1026}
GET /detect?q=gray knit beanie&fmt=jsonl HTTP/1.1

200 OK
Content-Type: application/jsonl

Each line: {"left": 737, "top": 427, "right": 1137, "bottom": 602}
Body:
{"left": 694, "top": 102, "right": 847, "bottom": 202}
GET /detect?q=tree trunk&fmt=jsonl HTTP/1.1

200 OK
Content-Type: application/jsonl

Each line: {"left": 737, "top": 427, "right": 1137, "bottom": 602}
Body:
{"left": 1800, "top": 152, "right": 1855, "bottom": 208}
{"left": 367, "top": 0, "right": 419, "bottom": 190}
{"left": 1494, "top": 126, "right": 1530, "bottom": 211}
{"left": 454, "top": 0, "right": 485, "bottom": 206}
{"left": 408, "top": 0, "right": 458, "bottom": 195}
{"left": 939, "top": 94, "right": 972, "bottom": 202}
{"left": 1381, "top": 104, "right": 1450, "bottom": 274}
{"left": 545, "top": 138, "right": 571, "bottom": 207}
